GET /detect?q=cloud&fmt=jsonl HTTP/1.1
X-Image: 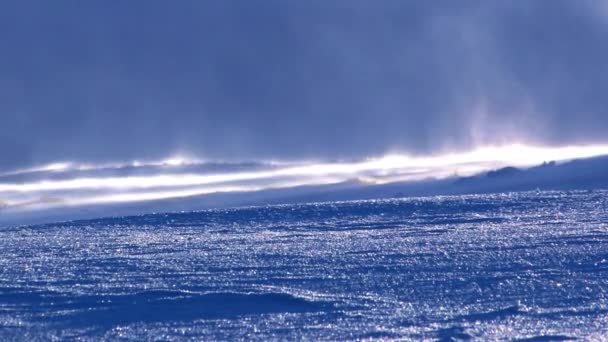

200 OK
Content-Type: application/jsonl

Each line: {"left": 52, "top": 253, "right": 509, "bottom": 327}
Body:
{"left": 0, "top": 1, "right": 607, "bottom": 171}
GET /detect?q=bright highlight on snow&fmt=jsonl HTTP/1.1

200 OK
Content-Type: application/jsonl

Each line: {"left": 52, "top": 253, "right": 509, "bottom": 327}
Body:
{"left": 2, "top": 143, "right": 608, "bottom": 210}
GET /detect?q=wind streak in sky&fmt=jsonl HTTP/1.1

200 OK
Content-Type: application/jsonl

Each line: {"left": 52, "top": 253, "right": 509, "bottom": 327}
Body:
{"left": 2, "top": 144, "right": 608, "bottom": 211}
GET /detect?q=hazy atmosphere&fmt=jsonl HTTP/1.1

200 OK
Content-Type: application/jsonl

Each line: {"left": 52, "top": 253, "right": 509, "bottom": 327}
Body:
{"left": 2, "top": 1, "right": 608, "bottom": 171}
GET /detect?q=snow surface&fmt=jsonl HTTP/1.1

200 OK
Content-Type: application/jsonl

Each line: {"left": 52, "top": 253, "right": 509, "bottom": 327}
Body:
{"left": 1, "top": 190, "right": 608, "bottom": 340}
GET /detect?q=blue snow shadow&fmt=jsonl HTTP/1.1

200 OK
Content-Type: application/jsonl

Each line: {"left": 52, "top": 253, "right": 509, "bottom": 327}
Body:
{"left": 7, "top": 289, "right": 335, "bottom": 328}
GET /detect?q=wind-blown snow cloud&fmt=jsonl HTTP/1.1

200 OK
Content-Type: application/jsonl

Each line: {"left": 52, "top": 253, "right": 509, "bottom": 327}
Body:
{"left": 3, "top": 143, "right": 608, "bottom": 211}
{"left": 0, "top": 1, "right": 607, "bottom": 171}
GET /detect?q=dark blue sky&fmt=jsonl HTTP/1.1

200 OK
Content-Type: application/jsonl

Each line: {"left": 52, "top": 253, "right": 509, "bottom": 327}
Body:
{"left": 1, "top": 1, "right": 607, "bottom": 170}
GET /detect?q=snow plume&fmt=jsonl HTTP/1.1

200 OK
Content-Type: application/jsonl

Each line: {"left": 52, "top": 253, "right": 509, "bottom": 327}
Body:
{"left": 2, "top": 143, "right": 608, "bottom": 212}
